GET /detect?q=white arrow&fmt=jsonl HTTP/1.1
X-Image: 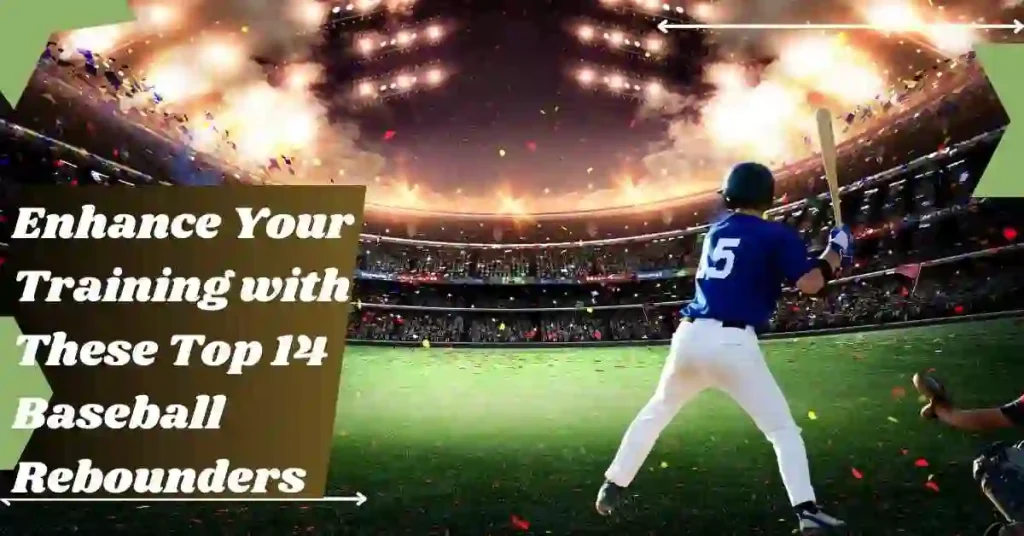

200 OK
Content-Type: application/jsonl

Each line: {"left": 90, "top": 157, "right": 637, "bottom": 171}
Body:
{"left": 657, "top": 19, "right": 1024, "bottom": 34}
{"left": 0, "top": 492, "right": 367, "bottom": 506}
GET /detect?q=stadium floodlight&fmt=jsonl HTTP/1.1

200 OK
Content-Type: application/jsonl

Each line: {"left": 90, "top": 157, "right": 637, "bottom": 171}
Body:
{"left": 354, "top": 22, "right": 447, "bottom": 58}
{"left": 425, "top": 68, "right": 444, "bottom": 85}
{"left": 577, "top": 68, "right": 595, "bottom": 84}
{"left": 599, "top": 0, "right": 686, "bottom": 16}
{"left": 353, "top": 65, "right": 448, "bottom": 104}
{"left": 573, "top": 21, "right": 667, "bottom": 58}
{"left": 572, "top": 65, "right": 664, "bottom": 101}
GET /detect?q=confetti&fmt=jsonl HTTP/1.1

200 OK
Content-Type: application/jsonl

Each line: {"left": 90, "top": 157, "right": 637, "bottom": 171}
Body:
{"left": 914, "top": 458, "right": 929, "bottom": 468}
{"left": 807, "top": 411, "right": 817, "bottom": 420}
{"left": 660, "top": 461, "right": 668, "bottom": 469}
{"left": 891, "top": 386, "right": 906, "bottom": 399}
{"left": 526, "top": 141, "right": 537, "bottom": 151}
{"left": 421, "top": 339, "right": 431, "bottom": 348}
{"left": 499, "top": 149, "right": 506, "bottom": 157}
{"left": 586, "top": 167, "right": 594, "bottom": 174}
{"left": 925, "top": 481, "right": 940, "bottom": 492}
{"left": 851, "top": 468, "right": 863, "bottom": 479}
{"left": 383, "top": 130, "right": 396, "bottom": 141}
{"left": 511, "top": 515, "right": 530, "bottom": 531}
{"left": 887, "top": 416, "right": 899, "bottom": 423}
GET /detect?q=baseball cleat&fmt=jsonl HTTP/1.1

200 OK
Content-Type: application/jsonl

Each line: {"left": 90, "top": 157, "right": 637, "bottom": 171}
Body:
{"left": 798, "top": 508, "right": 848, "bottom": 535}
{"left": 595, "top": 480, "right": 625, "bottom": 516}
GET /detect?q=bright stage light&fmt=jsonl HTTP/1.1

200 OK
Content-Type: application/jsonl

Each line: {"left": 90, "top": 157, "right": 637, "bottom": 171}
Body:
{"left": 578, "top": 25, "right": 594, "bottom": 41}
{"left": 426, "top": 25, "right": 443, "bottom": 40}
{"left": 577, "top": 68, "right": 595, "bottom": 84}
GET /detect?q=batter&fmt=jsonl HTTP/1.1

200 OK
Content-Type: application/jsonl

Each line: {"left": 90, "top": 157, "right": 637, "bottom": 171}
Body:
{"left": 595, "top": 162, "right": 852, "bottom": 535}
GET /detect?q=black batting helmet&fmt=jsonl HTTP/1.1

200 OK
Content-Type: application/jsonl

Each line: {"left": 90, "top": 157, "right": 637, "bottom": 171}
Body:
{"left": 720, "top": 162, "right": 776, "bottom": 210}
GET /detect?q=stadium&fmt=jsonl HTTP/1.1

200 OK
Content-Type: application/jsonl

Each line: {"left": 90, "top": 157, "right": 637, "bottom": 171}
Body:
{"left": 3, "top": 0, "right": 1024, "bottom": 535}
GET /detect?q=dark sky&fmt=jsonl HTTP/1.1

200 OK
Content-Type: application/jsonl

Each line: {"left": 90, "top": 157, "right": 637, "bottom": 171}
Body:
{"left": 318, "top": 0, "right": 710, "bottom": 197}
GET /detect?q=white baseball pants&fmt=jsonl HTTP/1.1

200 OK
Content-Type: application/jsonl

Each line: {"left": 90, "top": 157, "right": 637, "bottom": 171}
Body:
{"left": 604, "top": 318, "right": 816, "bottom": 507}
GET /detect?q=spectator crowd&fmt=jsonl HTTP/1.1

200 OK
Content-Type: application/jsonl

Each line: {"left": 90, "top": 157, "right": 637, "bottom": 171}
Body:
{"left": 1, "top": 65, "right": 1021, "bottom": 348}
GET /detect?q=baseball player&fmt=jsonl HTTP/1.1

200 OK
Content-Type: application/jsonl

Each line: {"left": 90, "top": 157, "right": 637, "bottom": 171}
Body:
{"left": 915, "top": 374, "right": 1024, "bottom": 535}
{"left": 595, "top": 162, "right": 852, "bottom": 535}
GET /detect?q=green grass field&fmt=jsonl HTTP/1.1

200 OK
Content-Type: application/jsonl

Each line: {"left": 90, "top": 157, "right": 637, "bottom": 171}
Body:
{"left": 4, "top": 319, "right": 1023, "bottom": 535}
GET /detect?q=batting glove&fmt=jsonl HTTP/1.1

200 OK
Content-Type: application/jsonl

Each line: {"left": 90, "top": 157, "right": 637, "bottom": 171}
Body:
{"left": 827, "top": 225, "right": 854, "bottom": 264}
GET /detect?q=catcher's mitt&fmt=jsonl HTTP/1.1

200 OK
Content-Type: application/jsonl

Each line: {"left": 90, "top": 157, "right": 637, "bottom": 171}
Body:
{"left": 913, "top": 371, "right": 952, "bottom": 420}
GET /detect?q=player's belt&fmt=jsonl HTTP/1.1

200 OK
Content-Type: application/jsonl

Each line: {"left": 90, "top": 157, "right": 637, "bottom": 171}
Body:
{"left": 682, "top": 317, "right": 749, "bottom": 330}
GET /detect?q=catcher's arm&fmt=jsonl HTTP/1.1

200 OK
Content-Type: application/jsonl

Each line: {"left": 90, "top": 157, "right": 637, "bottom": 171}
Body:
{"left": 915, "top": 372, "right": 1021, "bottom": 431}
{"left": 931, "top": 406, "right": 1015, "bottom": 431}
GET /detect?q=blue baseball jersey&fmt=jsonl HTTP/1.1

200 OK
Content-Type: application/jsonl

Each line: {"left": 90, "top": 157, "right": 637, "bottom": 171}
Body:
{"left": 682, "top": 212, "right": 815, "bottom": 328}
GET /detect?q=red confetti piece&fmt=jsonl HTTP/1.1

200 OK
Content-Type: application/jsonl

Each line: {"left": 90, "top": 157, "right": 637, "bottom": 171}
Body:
{"left": 1004, "top": 227, "right": 1018, "bottom": 242}
{"left": 891, "top": 386, "right": 906, "bottom": 399}
{"left": 383, "top": 130, "right": 396, "bottom": 140}
{"left": 914, "top": 459, "right": 930, "bottom": 468}
{"left": 511, "top": 515, "right": 530, "bottom": 531}
{"left": 851, "top": 468, "right": 863, "bottom": 479}
{"left": 526, "top": 141, "right": 537, "bottom": 151}
{"left": 901, "top": 449, "right": 909, "bottom": 455}
{"left": 925, "top": 481, "right": 940, "bottom": 492}
{"left": 953, "top": 305, "right": 964, "bottom": 314}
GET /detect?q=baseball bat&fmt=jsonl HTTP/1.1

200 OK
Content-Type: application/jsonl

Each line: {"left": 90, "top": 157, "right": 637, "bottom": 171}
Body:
{"left": 814, "top": 108, "right": 843, "bottom": 226}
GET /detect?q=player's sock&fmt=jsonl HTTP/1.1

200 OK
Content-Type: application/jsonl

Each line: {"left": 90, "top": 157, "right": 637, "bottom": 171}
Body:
{"left": 796, "top": 505, "right": 847, "bottom": 532}
{"left": 794, "top": 501, "right": 818, "bottom": 514}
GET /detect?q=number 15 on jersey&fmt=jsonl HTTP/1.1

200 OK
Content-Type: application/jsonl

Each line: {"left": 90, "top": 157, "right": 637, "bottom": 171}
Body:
{"left": 696, "top": 238, "right": 741, "bottom": 280}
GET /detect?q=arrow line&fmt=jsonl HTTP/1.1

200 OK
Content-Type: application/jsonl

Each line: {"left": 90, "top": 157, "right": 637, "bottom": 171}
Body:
{"left": 0, "top": 492, "right": 367, "bottom": 506}
{"left": 657, "top": 19, "right": 1024, "bottom": 34}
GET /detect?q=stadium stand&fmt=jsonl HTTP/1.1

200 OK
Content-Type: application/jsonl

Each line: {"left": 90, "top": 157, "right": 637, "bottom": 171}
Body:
{"left": 1, "top": 61, "right": 1020, "bottom": 348}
